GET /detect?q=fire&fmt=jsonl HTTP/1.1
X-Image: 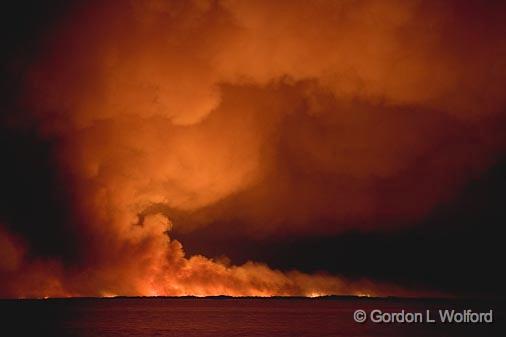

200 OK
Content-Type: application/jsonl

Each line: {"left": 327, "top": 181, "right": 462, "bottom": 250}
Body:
{"left": 1, "top": 0, "right": 505, "bottom": 298}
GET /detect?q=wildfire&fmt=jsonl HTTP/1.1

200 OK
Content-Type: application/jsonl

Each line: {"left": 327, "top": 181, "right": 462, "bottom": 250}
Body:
{"left": 1, "top": 0, "right": 505, "bottom": 299}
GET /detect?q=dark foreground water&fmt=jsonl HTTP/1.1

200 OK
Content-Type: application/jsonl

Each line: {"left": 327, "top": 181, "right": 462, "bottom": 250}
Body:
{"left": 1, "top": 297, "right": 504, "bottom": 337}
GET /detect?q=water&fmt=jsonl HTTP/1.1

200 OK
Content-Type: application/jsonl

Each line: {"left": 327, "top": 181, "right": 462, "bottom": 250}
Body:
{"left": 1, "top": 298, "right": 504, "bottom": 336}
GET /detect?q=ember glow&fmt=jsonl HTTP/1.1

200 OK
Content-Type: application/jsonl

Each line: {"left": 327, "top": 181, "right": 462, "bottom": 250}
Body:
{"left": 1, "top": 0, "right": 505, "bottom": 298}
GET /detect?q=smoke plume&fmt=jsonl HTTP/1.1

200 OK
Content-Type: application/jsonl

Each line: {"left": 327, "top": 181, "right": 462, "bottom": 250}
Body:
{"left": 1, "top": 0, "right": 505, "bottom": 298}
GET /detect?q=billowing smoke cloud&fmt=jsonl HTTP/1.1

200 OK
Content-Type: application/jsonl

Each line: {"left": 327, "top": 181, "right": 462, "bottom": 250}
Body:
{"left": 1, "top": 0, "right": 505, "bottom": 297}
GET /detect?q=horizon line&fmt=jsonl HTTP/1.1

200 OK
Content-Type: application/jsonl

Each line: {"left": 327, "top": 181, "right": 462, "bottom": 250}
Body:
{"left": 1, "top": 294, "right": 500, "bottom": 302}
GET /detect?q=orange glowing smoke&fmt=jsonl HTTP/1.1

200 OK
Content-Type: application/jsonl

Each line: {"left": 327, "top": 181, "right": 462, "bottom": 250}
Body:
{"left": 1, "top": 0, "right": 506, "bottom": 298}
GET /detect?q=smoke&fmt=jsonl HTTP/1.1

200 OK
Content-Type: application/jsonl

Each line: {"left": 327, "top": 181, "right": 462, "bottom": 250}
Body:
{"left": 1, "top": 0, "right": 506, "bottom": 297}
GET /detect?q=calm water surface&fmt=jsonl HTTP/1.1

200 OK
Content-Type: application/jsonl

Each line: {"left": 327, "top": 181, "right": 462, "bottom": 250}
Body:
{"left": 2, "top": 298, "right": 504, "bottom": 337}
